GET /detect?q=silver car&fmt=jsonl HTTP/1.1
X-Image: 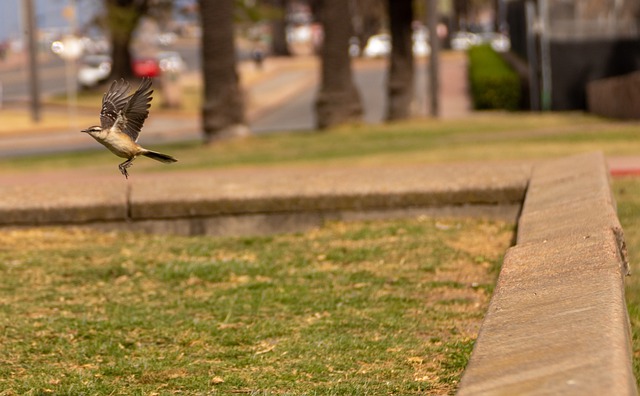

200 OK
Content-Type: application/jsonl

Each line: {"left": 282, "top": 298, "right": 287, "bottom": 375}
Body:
{"left": 78, "top": 54, "right": 111, "bottom": 88}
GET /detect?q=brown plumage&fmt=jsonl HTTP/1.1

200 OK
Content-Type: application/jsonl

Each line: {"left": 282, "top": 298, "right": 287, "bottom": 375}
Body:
{"left": 82, "top": 78, "right": 177, "bottom": 179}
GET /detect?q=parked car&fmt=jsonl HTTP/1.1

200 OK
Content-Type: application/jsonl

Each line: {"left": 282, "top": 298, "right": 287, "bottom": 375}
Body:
{"left": 478, "top": 32, "right": 511, "bottom": 53}
{"left": 77, "top": 54, "right": 111, "bottom": 88}
{"left": 451, "top": 31, "right": 510, "bottom": 53}
{"left": 157, "top": 32, "right": 177, "bottom": 46}
{"left": 450, "top": 32, "right": 479, "bottom": 51}
{"left": 157, "top": 51, "right": 186, "bottom": 73}
{"left": 80, "top": 52, "right": 184, "bottom": 83}
{"left": 412, "top": 29, "right": 430, "bottom": 57}
{"left": 362, "top": 31, "right": 431, "bottom": 58}
{"left": 80, "top": 36, "right": 109, "bottom": 55}
{"left": 133, "top": 57, "right": 161, "bottom": 78}
{"left": 363, "top": 34, "right": 391, "bottom": 58}
{"left": 287, "top": 25, "right": 312, "bottom": 44}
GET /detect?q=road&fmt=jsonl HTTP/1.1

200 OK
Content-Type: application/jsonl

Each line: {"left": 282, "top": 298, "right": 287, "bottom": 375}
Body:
{"left": 253, "top": 60, "right": 431, "bottom": 133}
{"left": 1, "top": 55, "right": 66, "bottom": 100}
{"left": 0, "top": 36, "right": 431, "bottom": 126}
{"left": 0, "top": 40, "right": 202, "bottom": 102}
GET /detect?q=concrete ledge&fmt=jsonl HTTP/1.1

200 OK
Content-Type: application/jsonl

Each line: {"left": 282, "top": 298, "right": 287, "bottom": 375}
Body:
{"left": 78, "top": 204, "right": 522, "bottom": 237}
{"left": 0, "top": 180, "right": 128, "bottom": 225}
{"left": 0, "top": 163, "right": 530, "bottom": 231}
{"left": 129, "top": 164, "right": 529, "bottom": 220}
{"left": 458, "top": 230, "right": 635, "bottom": 395}
{"left": 457, "top": 152, "right": 636, "bottom": 395}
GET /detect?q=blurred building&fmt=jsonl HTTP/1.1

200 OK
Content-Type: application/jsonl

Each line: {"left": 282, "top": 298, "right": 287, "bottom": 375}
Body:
{"left": 506, "top": 0, "right": 640, "bottom": 110}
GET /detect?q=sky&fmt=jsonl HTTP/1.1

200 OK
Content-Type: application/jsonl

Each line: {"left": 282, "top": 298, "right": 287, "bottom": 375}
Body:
{"left": 0, "top": 0, "right": 198, "bottom": 43}
{"left": 0, "top": 0, "right": 102, "bottom": 42}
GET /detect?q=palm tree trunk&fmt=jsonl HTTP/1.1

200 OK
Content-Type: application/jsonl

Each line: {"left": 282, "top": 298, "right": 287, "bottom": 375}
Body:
{"left": 269, "top": 0, "right": 291, "bottom": 56}
{"left": 314, "top": 0, "right": 363, "bottom": 129}
{"left": 109, "top": 34, "right": 134, "bottom": 79}
{"left": 105, "top": 0, "right": 147, "bottom": 80}
{"left": 386, "top": 0, "right": 414, "bottom": 120}
{"left": 199, "top": 0, "right": 250, "bottom": 142}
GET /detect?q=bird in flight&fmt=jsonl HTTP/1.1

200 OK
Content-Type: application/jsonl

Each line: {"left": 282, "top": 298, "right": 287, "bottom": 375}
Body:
{"left": 81, "top": 78, "right": 177, "bottom": 179}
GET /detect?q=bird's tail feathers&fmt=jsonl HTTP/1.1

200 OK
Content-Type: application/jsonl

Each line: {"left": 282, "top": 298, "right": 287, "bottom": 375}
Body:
{"left": 142, "top": 150, "right": 178, "bottom": 164}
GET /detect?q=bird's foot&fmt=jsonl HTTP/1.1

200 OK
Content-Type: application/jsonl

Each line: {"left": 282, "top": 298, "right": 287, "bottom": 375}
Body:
{"left": 118, "top": 161, "right": 133, "bottom": 179}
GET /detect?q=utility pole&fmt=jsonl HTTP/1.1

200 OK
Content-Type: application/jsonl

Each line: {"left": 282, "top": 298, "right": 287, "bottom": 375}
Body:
{"left": 538, "top": 0, "right": 552, "bottom": 110}
{"left": 525, "top": 1, "right": 540, "bottom": 111}
{"left": 23, "top": 0, "right": 40, "bottom": 122}
{"left": 427, "top": 0, "right": 439, "bottom": 117}
{"left": 63, "top": 0, "right": 80, "bottom": 129}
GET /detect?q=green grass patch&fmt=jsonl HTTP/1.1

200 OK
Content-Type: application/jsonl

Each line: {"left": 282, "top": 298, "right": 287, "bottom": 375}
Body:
{"left": 0, "top": 218, "right": 513, "bottom": 394}
{"left": 3, "top": 113, "right": 640, "bottom": 175}
{"left": 613, "top": 179, "right": 640, "bottom": 383}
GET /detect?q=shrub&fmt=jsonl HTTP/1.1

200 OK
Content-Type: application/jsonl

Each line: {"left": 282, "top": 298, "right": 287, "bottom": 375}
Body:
{"left": 468, "top": 45, "right": 521, "bottom": 110}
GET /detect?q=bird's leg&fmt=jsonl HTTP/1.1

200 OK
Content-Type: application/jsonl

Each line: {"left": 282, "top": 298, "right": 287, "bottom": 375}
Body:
{"left": 118, "top": 158, "right": 135, "bottom": 179}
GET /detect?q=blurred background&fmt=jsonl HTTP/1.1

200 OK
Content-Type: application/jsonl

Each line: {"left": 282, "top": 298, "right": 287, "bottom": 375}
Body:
{"left": 0, "top": 0, "right": 639, "bottom": 156}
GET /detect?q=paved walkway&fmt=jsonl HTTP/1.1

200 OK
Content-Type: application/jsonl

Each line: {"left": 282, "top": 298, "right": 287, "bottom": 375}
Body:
{"left": 0, "top": 161, "right": 530, "bottom": 231}
{"left": 606, "top": 156, "right": 640, "bottom": 177}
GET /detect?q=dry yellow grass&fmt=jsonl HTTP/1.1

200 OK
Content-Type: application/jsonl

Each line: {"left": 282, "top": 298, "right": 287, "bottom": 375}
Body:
{"left": 0, "top": 109, "right": 97, "bottom": 136}
{"left": 0, "top": 218, "right": 514, "bottom": 394}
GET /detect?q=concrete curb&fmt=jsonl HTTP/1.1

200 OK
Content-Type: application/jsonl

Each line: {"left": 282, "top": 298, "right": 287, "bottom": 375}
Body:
{"left": 457, "top": 152, "right": 637, "bottom": 395}
{"left": 0, "top": 163, "right": 530, "bottom": 235}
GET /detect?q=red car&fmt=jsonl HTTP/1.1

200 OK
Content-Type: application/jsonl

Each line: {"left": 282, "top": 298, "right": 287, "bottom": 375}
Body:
{"left": 132, "top": 58, "right": 160, "bottom": 78}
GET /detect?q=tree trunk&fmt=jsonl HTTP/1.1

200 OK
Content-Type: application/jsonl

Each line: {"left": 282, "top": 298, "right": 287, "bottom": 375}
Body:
{"left": 199, "top": 0, "right": 250, "bottom": 142}
{"left": 453, "top": 0, "right": 467, "bottom": 31}
{"left": 314, "top": 0, "right": 363, "bottom": 129}
{"left": 106, "top": 0, "right": 146, "bottom": 80}
{"left": 109, "top": 34, "right": 134, "bottom": 79}
{"left": 386, "top": 0, "right": 414, "bottom": 121}
{"left": 270, "top": 0, "right": 291, "bottom": 56}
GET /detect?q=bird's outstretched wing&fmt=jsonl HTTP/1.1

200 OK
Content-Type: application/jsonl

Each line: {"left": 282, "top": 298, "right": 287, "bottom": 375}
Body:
{"left": 120, "top": 78, "right": 153, "bottom": 142}
{"left": 100, "top": 79, "right": 130, "bottom": 131}
{"left": 99, "top": 78, "right": 154, "bottom": 142}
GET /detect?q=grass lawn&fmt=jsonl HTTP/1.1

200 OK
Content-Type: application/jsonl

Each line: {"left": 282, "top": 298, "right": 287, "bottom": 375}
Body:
{"left": 0, "top": 218, "right": 512, "bottom": 394}
{"left": 2, "top": 112, "right": 640, "bottom": 174}
{"left": 0, "top": 110, "right": 97, "bottom": 137}
{"left": 613, "top": 179, "right": 640, "bottom": 381}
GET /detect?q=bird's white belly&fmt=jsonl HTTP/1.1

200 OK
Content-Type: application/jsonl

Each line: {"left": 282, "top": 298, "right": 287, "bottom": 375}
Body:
{"left": 97, "top": 130, "right": 135, "bottom": 159}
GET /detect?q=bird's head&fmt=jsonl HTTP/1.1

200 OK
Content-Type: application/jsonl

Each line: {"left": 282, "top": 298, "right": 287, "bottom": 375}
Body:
{"left": 81, "top": 126, "right": 102, "bottom": 135}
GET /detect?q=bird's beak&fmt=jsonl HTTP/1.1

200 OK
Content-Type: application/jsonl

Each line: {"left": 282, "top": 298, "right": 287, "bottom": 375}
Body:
{"left": 81, "top": 128, "right": 89, "bottom": 133}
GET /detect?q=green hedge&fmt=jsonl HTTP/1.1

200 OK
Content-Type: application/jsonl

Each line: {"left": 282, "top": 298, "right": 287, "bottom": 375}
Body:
{"left": 468, "top": 45, "right": 521, "bottom": 110}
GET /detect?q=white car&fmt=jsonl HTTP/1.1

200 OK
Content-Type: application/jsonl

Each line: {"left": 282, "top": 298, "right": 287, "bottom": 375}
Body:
{"left": 362, "top": 32, "right": 431, "bottom": 58}
{"left": 488, "top": 33, "right": 511, "bottom": 53}
{"left": 412, "top": 29, "right": 430, "bottom": 57}
{"left": 157, "top": 32, "right": 177, "bottom": 46}
{"left": 77, "top": 54, "right": 111, "bottom": 88}
{"left": 157, "top": 51, "right": 186, "bottom": 73}
{"left": 451, "top": 32, "right": 479, "bottom": 51}
{"left": 363, "top": 34, "right": 391, "bottom": 58}
{"left": 287, "top": 25, "right": 312, "bottom": 44}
